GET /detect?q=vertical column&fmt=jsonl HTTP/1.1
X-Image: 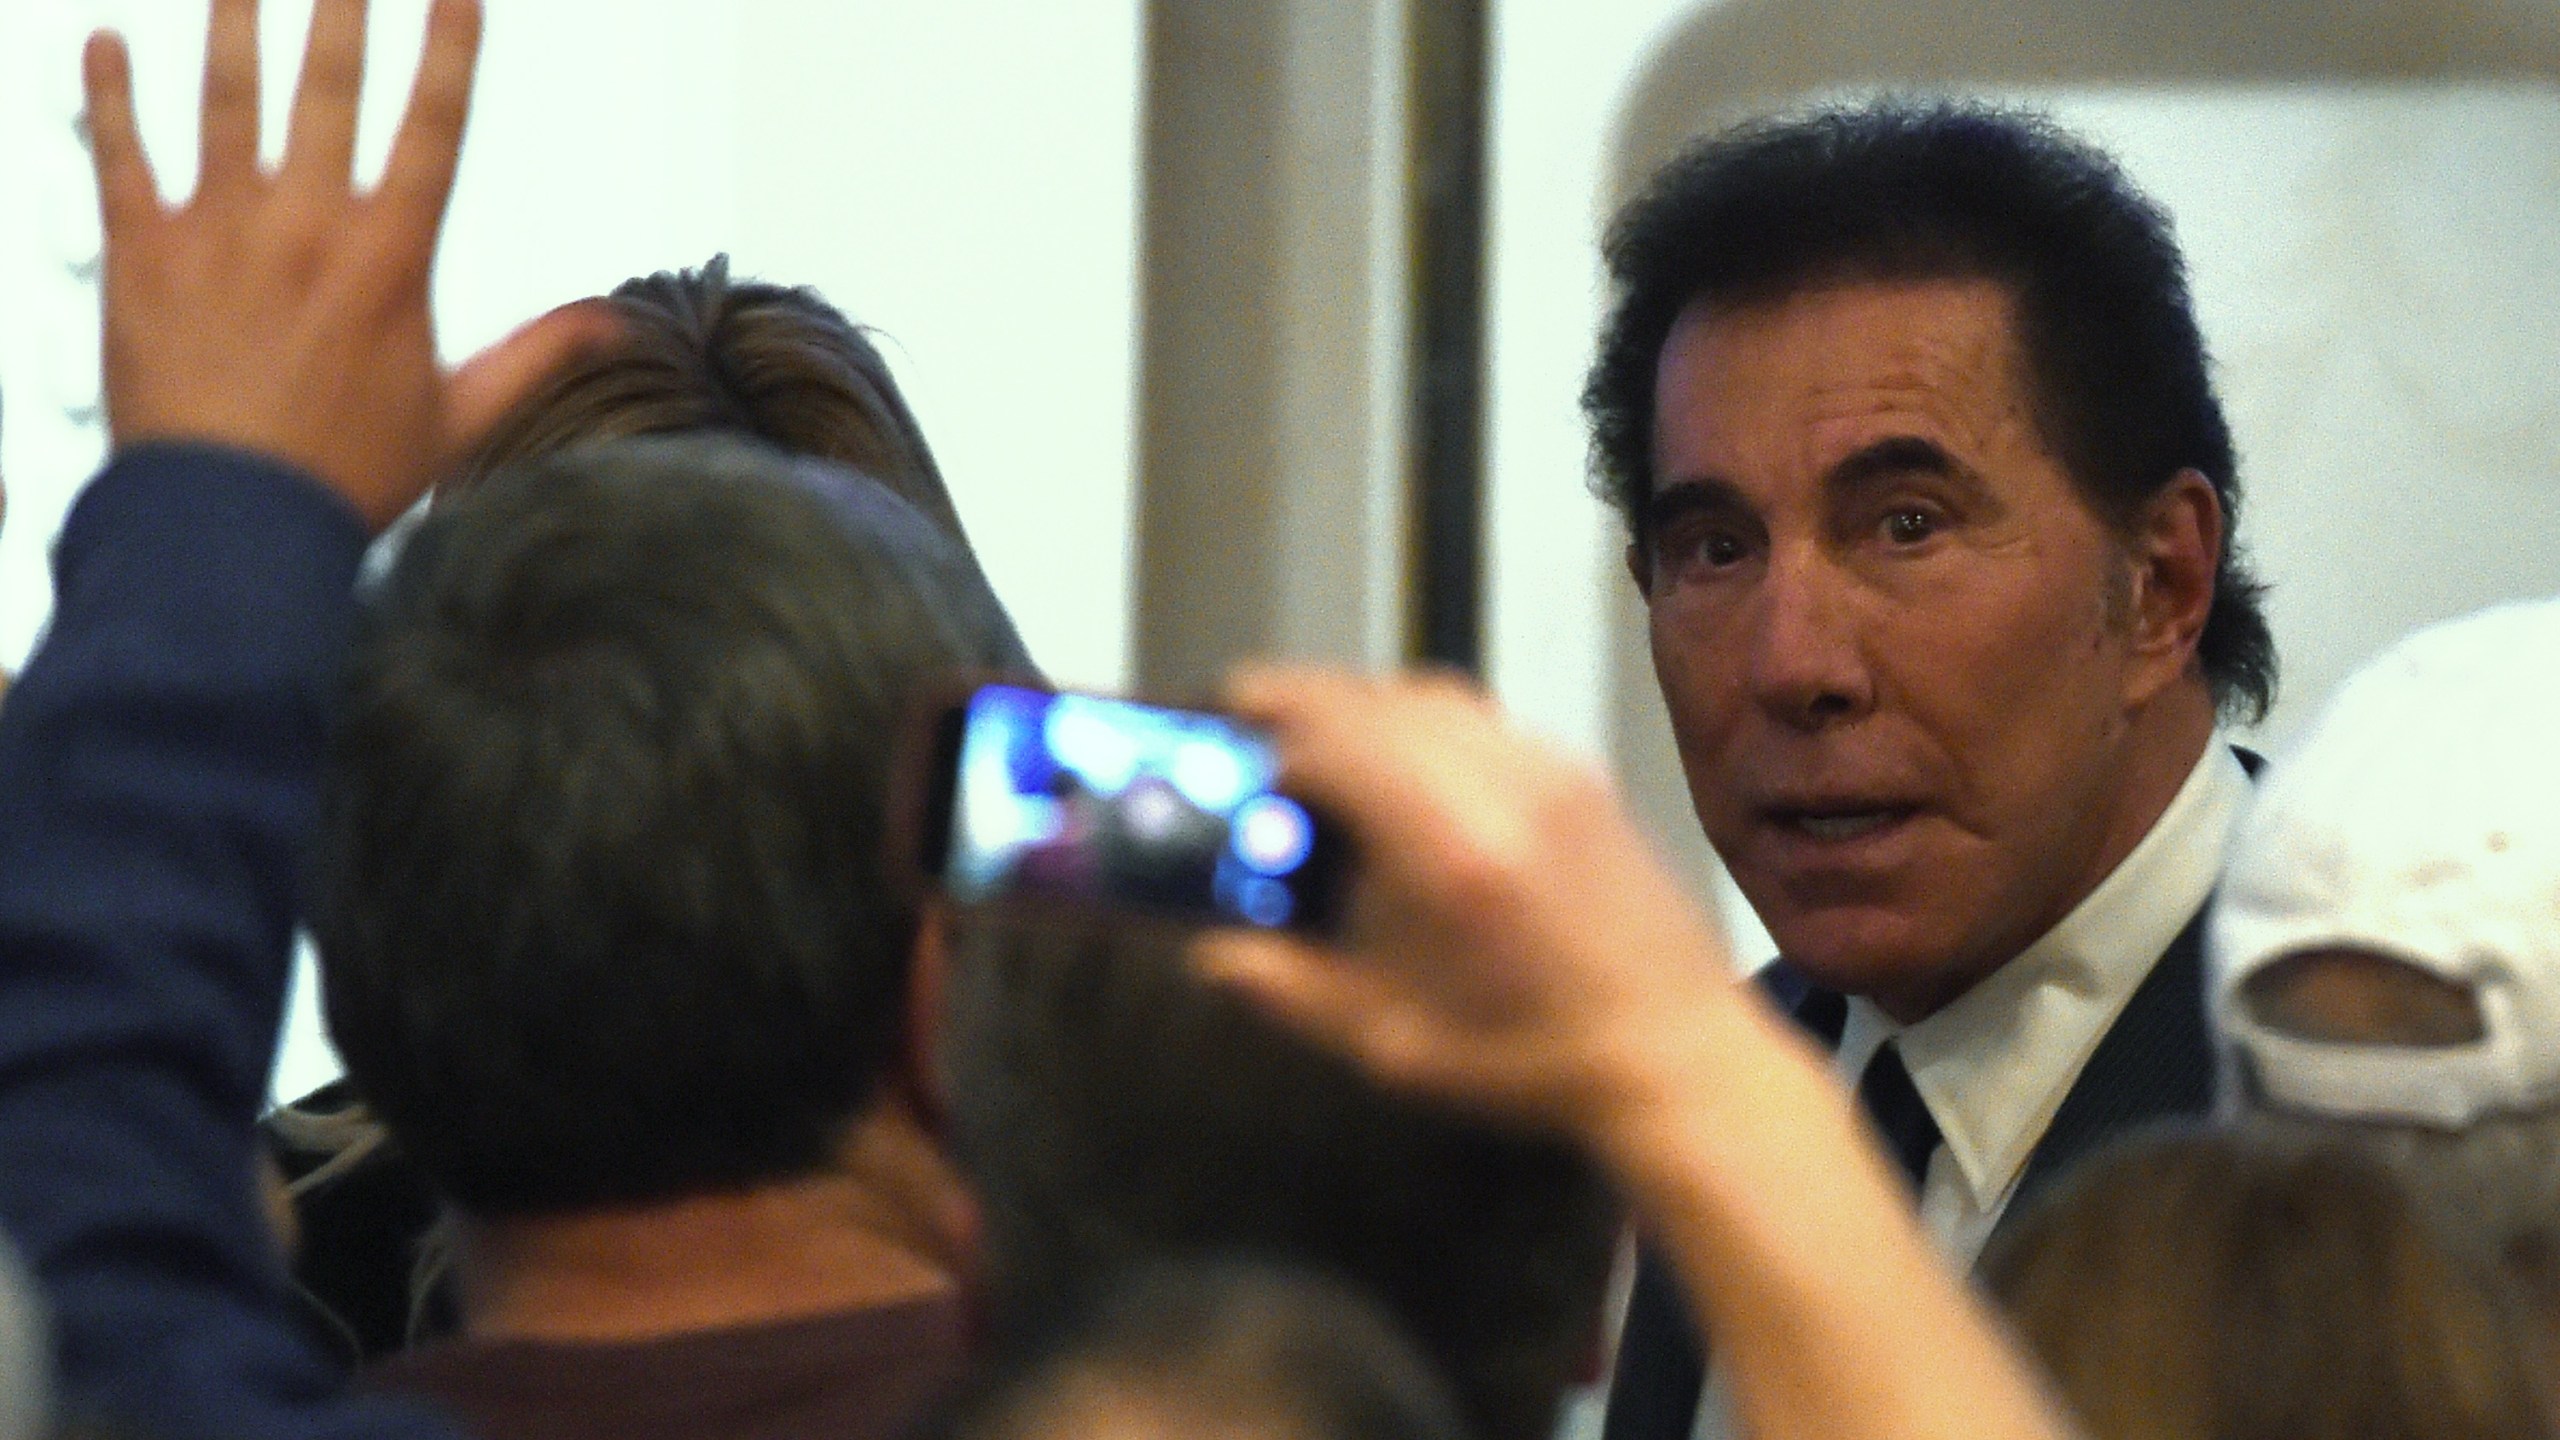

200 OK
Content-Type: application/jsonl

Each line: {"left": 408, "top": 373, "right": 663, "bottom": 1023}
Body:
{"left": 1132, "top": 0, "right": 1415, "bottom": 697}
{"left": 1403, "top": 0, "right": 1491, "bottom": 674}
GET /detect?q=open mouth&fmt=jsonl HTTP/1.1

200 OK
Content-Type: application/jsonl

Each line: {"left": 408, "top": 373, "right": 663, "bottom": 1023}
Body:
{"left": 1768, "top": 806, "right": 1917, "bottom": 843}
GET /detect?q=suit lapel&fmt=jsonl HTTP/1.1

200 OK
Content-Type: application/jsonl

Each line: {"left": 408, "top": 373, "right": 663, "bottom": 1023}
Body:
{"left": 1756, "top": 958, "right": 1845, "bottom": 1044}
{"left": 1602, "top": 747, "right": 2248, "bottom": 1440}
{"left": 1998, "top": 902, "right": 2215, "bottom": 1229}
{"left": 1997, "top": 744, "right": 2249, "bottom": 1214}
{"left": 1767, "top": 886, "right": 2219, "bottom": 1229}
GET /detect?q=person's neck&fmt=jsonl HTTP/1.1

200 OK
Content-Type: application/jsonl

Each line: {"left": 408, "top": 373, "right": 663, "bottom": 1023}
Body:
{"left": 456, "top": 1098, "right": 973, "bottom": 1345}
{"left": 2080, "top": 678, "right": 2222, "bottom": 909}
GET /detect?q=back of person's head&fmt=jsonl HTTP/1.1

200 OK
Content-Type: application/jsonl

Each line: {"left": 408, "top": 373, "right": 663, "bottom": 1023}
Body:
{"left": 1586, "top": 95, "right": 2272, "bottom": 720}
{"left": 315, "top": 435, "right": 1026, "bottom": 1217}
{"left": 1984, "top": 1129, "right": 2550, "bottom": 1440}
{"left": 455, "top": 255, "right": 975, "bottom": 548}
{"left": 0, "top": 1231, "right": 45, "bottom": 1440}
{"left": 931, "top": 1260, "right": 1474, "bottom": 1440}
{"left": 936, "top": 912, "right": 1618, "bottom": 1440}
{"left": 2211, "top": 595, "right": 2560, "bottom": 1391}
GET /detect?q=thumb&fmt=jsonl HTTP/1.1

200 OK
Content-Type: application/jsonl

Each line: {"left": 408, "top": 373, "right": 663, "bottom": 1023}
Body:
{"left": 436, "top": 300, "right": 623, "bottom": 468}
{"left": 1193, "top": 930, "right": 1393, "bottom": 1059}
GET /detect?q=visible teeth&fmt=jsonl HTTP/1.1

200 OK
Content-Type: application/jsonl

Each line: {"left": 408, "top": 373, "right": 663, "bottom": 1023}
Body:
{"left": 1794, "top": 811, "right": 1896, "bottom": 841}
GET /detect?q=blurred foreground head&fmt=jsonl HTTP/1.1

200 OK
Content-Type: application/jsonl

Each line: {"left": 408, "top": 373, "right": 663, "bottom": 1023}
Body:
{"left": 2210, "top": 597, "right": 2560, "bottom": 1368}
{"left": 447, "top": 255, "right": 1029, "bottom": 668}
{"left": 933, "top": 1260, "right": 1472, "bottom": 1440}
{"left": 316, "top": 435, "right": 1024, "bottom": 1216}
{"left": 1986, "top": 1130, "right": 2548, "bottom": 1440}
{"left": 455, "top": 257, "right": 969, "bottom": 535}
{"left": 936, "top": 913, "right": 1620, "bottom": 1440}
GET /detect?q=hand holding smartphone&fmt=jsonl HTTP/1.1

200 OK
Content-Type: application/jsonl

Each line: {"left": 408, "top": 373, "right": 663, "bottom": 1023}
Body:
{"left": 915, "top": 684, "right": 1351, "bottom": 933}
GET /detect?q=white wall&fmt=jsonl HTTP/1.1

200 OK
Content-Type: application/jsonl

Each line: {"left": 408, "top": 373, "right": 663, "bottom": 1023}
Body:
{"left": 0, "top": 0, "right": 1142, "bottom": 1101}
{"left": 14, "top": 0, "right": 2554, "bottom": 1123}
{"left": 1488, "top": 0, "right": 2560, "bottom": 973}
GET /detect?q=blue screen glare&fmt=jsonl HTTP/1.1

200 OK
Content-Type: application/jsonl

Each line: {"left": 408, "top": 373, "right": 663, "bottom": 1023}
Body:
{"left": 947, "top": 686, "right": 1315, "bottom": 928}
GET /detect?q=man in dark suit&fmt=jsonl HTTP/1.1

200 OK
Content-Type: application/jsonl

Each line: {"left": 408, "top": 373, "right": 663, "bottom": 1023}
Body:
{"left": 1585, "top": 100, "right": 2278, "bottom": 1440}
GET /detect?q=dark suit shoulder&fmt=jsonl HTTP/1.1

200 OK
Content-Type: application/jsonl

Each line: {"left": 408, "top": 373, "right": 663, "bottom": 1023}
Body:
{"left": 1753, "top": 960, "right": 1846, "bottom": 1048}
{"left": 2007, "top": 904, "right": 2217, "bottom": 1216}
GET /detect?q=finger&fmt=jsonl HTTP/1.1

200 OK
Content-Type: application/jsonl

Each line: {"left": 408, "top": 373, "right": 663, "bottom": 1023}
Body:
{"left": 83, "top": 32, "right": 163, "bottom": 232}
{"left": 1193, "top": 930, "right": 1376, "bottom": 1047}
{"left": 1222, "top": 666, "right": 1418, "bottom": 827}
{"left": 435, "top": 301, "right": 623, "bottom": 467}
{"left": 1225, "top": 665, "right": 1383, "bottom": 776}
{"left": 282, "top": 0, "right": 371, "bottom": 187}
{"left": 1223, "top": 662, "right": 1364, "bottom": 725}
{"left": 1199, "top": 931, "right": 1475, "bottom": 1098}
{"left": 373, "top": 0, "right": 481, "bottom": 234}
{"left": 197, "top": 0, "right": 263, "bottom": 198}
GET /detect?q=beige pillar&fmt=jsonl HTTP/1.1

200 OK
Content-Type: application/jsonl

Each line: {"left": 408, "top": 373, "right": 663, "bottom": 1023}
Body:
{"left": 1132, "top": 0, "right": 1415, "bottom": 698}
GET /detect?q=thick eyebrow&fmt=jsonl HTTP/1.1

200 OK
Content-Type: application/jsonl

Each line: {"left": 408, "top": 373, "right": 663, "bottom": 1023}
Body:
{"left": 1642, "top": 475, "right": 1749, "bottom": 540}
{"left": 1645, "top": 436, "right": 1983, "bottom": 539}
{"left": 1824, "top": 435, "right": 1974, "bottom": 498}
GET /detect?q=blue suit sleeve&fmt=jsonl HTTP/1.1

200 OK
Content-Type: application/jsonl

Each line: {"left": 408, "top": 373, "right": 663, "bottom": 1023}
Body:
{"left": 0, "top": 445, "right": 459, "bottom": 1438}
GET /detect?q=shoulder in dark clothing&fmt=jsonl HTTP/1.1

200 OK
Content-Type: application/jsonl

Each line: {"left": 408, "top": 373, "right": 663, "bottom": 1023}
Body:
{"left": 366, "top": 1295, "right": 972, "bottom": 1440}
{"left": 0, "top": 447, "right": 460, "bottom": 1440}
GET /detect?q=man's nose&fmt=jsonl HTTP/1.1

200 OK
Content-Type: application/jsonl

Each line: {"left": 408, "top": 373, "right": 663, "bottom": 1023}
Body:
{"left": 1745, "top": 547, "right": 1875, "bottom": 732}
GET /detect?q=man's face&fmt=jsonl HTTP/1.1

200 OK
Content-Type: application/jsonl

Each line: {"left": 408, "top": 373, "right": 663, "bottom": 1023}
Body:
{"left": 1642, "top": 279, "right": 2168, "bottom": 1019}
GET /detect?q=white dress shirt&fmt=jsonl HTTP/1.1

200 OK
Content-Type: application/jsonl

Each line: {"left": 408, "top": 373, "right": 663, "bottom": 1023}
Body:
{"left": 1686, "top": 736, "right": 2254, "bottom": 1440}
{"left": 1831, "top": 736, "right": 2254, "bottom": 1266}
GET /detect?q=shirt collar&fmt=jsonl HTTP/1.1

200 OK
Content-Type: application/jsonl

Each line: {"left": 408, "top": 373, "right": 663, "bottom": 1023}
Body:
{"left": 1844, "top": 737, "right": 2254, "bottom": 1212}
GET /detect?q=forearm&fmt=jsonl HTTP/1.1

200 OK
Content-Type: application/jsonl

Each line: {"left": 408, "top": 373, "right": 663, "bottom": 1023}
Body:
{"left": 1598, "top": 993, "right": 2070, "bottom": 1440}
{"left": 0, "top": 445, "right": 454, "bottom": 1437}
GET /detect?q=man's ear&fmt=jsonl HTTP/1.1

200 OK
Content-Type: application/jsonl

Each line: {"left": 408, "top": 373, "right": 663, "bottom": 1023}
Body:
{"left": 1625, "top": 540, "right": 1652, "bottom": 597}
{"left": 903, "top": 901, "right": 952, "bottom": 1131}
{"left": 2122, "top": 468, "right": 2221, "bottom": 704}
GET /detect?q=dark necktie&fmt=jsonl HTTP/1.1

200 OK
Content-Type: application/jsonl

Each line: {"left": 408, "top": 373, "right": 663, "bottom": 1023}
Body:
{"left": 1856, "top": 1038, "right": 1943, "bottom": 1190}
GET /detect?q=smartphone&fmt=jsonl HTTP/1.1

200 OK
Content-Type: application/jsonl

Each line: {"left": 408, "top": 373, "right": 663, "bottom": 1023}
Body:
{"left": 916, "top": 683, "right": 1350, "bottom": 933}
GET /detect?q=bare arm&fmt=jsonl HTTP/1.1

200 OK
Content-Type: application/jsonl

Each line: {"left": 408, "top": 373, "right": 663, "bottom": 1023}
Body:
{"left": 1190, "top": 668, "right": 2070, "bottom": 1440}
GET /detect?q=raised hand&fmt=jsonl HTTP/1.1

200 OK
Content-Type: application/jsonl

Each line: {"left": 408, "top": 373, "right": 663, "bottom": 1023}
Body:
{"left": 82, "top": 0, "right": 608, "bottom": 530}
{"left": 1190, "top": 666, "right": 1745, "bottom": 1153}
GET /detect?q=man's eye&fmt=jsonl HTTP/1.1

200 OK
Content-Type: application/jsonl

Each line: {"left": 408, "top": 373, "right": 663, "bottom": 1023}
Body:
{"left": 1695, "top": 531, "right": 1747, "bottom": 567}
{"left": 1652, "top": 519, "right": 1750, "bottom": 579}
{"left": 1882, "top": 508, "right": 1939, "bottom": 545}
{"left": 1663, "top": 529, "right": 1748, "bottom": 577}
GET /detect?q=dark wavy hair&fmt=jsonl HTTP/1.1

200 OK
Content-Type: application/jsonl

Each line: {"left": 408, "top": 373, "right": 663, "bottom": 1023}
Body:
{"left": 1585, "top": 98, "right": 2275, "bottom": 721}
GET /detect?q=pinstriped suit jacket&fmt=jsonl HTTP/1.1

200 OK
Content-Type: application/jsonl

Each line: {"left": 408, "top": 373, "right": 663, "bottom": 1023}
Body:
{"left": 1597, "top": 898, "right": 2222, "bottom": 1440}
